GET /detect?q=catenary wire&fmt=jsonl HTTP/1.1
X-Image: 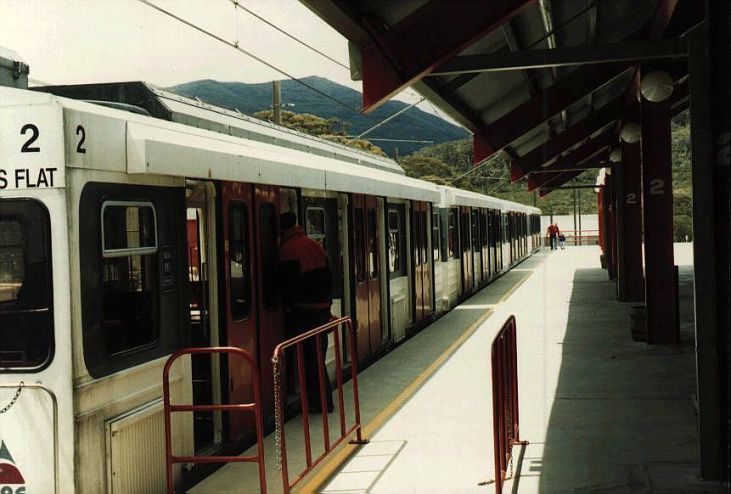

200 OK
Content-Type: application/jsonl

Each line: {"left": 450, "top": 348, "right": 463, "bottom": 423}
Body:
{"left": 137, "top": 0, "right": 359, "bottom": 112}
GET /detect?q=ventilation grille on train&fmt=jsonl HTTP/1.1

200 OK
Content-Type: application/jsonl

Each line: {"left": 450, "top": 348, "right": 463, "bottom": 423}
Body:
{"left": 391, "top": 294, "right": 407, "bottom": 342}
{"left": 106, "top": 399, "right": 166, "bottom": 494}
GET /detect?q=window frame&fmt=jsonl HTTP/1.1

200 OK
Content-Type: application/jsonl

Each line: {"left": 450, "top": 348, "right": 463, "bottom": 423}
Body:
{"left": 101, "top": 201, "right": 158, "bottom": 259}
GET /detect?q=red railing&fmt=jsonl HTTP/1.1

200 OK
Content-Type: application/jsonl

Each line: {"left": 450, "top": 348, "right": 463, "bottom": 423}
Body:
{"left": 272, "top": 316, "right": 367, "bottom": 494}
{"left": 162, "top": 347, "right": 266, "bottom": 494}
{"left": 490, "top": 315, "right": 527, "bottom": 493}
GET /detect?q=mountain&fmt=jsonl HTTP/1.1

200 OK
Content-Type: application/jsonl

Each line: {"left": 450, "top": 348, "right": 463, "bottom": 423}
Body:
{"left": 167, "top": 77, "right": 469, "bottom": 155}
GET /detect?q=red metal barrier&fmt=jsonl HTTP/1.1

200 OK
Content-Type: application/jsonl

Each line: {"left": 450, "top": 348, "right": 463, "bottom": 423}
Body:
{"left": 490, "top": 315, "right": 527, "bottom": 493}
{"left": 162, "top": 347, "right": 266, "bottom": 494}
{"left": 272, "top": 316, "right": 367, "bottom": 494}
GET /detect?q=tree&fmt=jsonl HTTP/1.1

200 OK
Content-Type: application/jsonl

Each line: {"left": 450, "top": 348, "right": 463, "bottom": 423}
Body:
{"left": 399, "top": 155, "right": 455, "bottom": 179}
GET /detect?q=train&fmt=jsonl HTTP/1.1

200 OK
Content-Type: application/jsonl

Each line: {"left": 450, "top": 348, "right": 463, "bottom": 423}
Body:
{"left": 0, "top": 81, "right": 540, "bottom": 493}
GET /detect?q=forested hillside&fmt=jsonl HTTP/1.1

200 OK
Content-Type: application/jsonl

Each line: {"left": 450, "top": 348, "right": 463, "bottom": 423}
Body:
{"left": 167, "top": 77, "right": 469, "bottom": 155}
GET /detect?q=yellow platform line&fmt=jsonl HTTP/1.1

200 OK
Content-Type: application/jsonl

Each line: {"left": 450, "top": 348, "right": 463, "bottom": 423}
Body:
{"left": 296, "top": 309, "right": 494, "bottom": 493}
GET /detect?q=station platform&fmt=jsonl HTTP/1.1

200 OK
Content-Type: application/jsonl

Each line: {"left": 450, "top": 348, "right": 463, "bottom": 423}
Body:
{"left": 188, "top": 244, "right": 723, "bottom": 494}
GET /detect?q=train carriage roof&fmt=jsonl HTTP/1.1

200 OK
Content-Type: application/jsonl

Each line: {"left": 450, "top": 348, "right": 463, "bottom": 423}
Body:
{"left": 33, "top": 81, "right": 405, "bottom": 175}
{"left": 4, "top": 86, "right": 440, "bottom": 203}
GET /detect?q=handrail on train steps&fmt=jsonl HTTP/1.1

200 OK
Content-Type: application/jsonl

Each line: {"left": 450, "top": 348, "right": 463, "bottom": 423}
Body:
{"left": 272, "top": 316, "right": 368, "bottom": 494}
{"left": 162, "top": 347, "right": 266, "bottom": 494}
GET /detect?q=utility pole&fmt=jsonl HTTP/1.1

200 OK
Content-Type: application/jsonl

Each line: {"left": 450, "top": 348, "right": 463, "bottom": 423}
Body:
{"left": 272, "top": 80, "right": 282, "bottom": 125}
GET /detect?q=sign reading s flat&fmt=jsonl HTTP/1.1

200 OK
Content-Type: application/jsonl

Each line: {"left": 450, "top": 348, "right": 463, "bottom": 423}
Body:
{"left": 0, "top": 105, "right": 65, "bottom": 190}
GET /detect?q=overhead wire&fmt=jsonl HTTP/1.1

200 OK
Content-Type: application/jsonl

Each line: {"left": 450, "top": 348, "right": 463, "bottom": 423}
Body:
{"left": 139, "top": 0, "right": 463, "bottom": 151}
{"left": 137, "top": 0, "right": 358, "bottom": 112}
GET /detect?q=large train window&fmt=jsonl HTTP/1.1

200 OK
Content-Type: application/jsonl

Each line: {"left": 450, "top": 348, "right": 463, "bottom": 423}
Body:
{"left": 100, "top": 202, "right": 159, "bottom": 355}
{"left": 432, "top": 211, "right": 440, "bottom": 261}
{"left": 0, "top": 200, "right": 53, "bottom": 371}
{"left": 387, "top": 207, "right": 405, "bottom": 277}
{"left": 80, "top": 183, "right": 186, "bottom": 378}
{"left": 368, "top": 208, "right": 378, "bottom": 279}
{"left": 228, "top": 202, "right": 251, "bottom": 321}
{"left": 260, "top": 203, "right": 278, "bottom": 311}
{"left": 353, "top": 207, "right": 365, "bottom": 283}
{"left": 447, "top": 210, "right": 456, "bottom": 259}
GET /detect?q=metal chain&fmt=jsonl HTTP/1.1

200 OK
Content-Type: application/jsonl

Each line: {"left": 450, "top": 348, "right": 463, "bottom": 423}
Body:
{"left": 271, "top": 356, "right": 283, "bottom": 472}
{"left": 0, "top": 382, "right": 23, "bottom": 414}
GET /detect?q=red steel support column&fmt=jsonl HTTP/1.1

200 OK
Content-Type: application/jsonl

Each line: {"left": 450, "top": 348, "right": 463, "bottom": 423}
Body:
{"left": 641, "top": 97, "right": 679, "bottom": 344}
{"left": 605, "top": 173, "right": 617, "bottom": 280}
{"left": 618, "top": 141, "right": 645, "bottom": 302}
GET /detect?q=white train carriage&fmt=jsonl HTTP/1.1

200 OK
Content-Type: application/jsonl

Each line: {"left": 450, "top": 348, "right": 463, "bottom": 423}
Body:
{"left": 0, "top": 82, "right": 539, "bottom": 493}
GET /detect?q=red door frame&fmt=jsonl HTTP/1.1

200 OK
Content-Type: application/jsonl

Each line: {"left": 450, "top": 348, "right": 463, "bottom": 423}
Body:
{"left": 220, "top": 181, "right": 258, "bottom": 441}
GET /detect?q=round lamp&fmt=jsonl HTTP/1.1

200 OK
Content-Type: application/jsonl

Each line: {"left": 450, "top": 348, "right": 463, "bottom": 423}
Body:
{"left": 620, "top": 123, "right": 641, "bottom": 144}
{"left": 609, "top": 148, "right": 622, "bottom": 163}
{"left": 640, "top": 70, "right": 674, "bottom": 103}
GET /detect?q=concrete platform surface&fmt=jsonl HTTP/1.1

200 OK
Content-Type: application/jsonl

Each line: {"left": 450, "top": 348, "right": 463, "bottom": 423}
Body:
{"left": 319, "top": 244, "right": 725, "bottom": 494}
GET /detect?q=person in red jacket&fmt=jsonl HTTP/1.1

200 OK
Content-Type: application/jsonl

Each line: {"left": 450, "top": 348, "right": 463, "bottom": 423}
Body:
{"left": 279, "top": 212, "right": 334, "bottom": 413}
{"left": 547, "top": 223, "right": 560, "bottom": 250}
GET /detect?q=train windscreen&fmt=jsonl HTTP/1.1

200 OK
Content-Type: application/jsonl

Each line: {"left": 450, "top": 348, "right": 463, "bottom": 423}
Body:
{"left": 0, "top": 199, "right": 53, "bottom": 370}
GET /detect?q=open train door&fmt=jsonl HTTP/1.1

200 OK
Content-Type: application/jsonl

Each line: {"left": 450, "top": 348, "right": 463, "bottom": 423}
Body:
{"left": 220, "top": 182, "right": 258, "bottom": 441}
{"left": 253, "top": 185, "right": 284, "bottom": 426}
{"left": 351, "top": 194, "right": 382, "bottom": 362}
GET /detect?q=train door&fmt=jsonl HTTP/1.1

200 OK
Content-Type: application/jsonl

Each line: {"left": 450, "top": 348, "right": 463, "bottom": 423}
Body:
{"left": 220, "top": 181, "right": 257, "bottom": 441}
{"left": 480, "top": 209, "right": 490, "bottom": 281}
{"left": 459, "top": 207, "right": 473, "bottom": 296}
{"left": 501, "top": 212, "right": 509, "bottom": 272}
{"left": 351, "top": 194, "right": 382, "bottom": 362}
{"left": 253, "top": 185, "right": 284, "bottom": 426}
{"left": 471, "top": 208, "right": 482, "bottom": 287}
{"left": 411, "top": 201, "right": 432, "bottom": 326}
{"left": 186, "top": 181, "right": 224, "bottom": 450}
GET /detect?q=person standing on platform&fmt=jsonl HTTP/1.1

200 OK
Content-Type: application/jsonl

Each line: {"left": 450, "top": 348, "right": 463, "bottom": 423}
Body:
{"left": 547, "top": 223, "right": 560, "bottom": 250}
{"left": 278, "top": 212, "right": 334, "bottom": 413}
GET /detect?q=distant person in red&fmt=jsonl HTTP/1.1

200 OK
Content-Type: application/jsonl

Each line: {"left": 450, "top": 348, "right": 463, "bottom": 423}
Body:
{"left": 547, "top": 223, "right": 560, "bottom": 250}
{"left": 279, "top": 212, "right": 334, "bottom": 413}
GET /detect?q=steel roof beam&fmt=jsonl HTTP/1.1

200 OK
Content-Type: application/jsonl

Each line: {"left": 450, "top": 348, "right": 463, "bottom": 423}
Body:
{"left": 431, "top": 38, "right": 687, "bottom": 76}
{"left": 474, "top": 64, "right": 630, "bottom": 160}
{"left": 510, "top": 97, "right": 623, "bottom": 181}
{"left": 537, "top": 169, "right": 586, "bottom": 197}
{"left": 529, "top": 147, "right": 608, "bottom": 191}
{"left": 359, "top": 0, "right": 536, "bottom": 113}
{"left": 532, "top": 144, "right": 610, "bottom": 173}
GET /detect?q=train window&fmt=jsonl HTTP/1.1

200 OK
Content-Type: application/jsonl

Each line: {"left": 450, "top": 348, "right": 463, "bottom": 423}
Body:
{"left": 353, "top": 207, "right": 365, "bottom": 283}
{"left": 101, "top": 202, "right": 159, "bottom": 355}
{"left": 228, "top": 202, "right": 251, "bottom": 321}
{"left": 368, "top": 208, "right": 378, "bottom": 279}
{"left": 81, "top": 183, "right": 186, "bottom": 378}
{"left": 420, "top": 210, "right": 428, "bottom": 267}
{"left": 432, "top": 211, "right": 440, "bottom": 262}
{"left": 447, "top": 210, "right": 456, "bottom": 259}
{"left": 387, "top": 209, "right": 402, "bottom": 276}
{"left": 260, "top": 203, "right": 278, "bottom": 311}
{"left": 481, "top": 211, "right": 488, "bottom": 248}
{"left": 306, "top": 207, "right": 327, "bottom": 250}
{"left": 0, "top": 200, "right": 53, "bottom": 370}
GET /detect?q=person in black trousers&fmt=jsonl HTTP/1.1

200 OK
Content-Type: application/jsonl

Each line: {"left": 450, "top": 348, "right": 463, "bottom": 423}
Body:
{"left": 278, "top": 212, "right": 334, "bottom": 413}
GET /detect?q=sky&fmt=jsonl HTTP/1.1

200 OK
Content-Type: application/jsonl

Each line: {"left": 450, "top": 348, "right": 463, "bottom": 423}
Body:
{"left": 0, "top": 0, "right": 430, "bottom": 108}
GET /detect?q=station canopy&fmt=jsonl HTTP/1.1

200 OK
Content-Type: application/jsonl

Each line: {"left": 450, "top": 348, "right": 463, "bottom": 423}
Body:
{"left": 301, "top": 0, "right": 700, "bottom": 196}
